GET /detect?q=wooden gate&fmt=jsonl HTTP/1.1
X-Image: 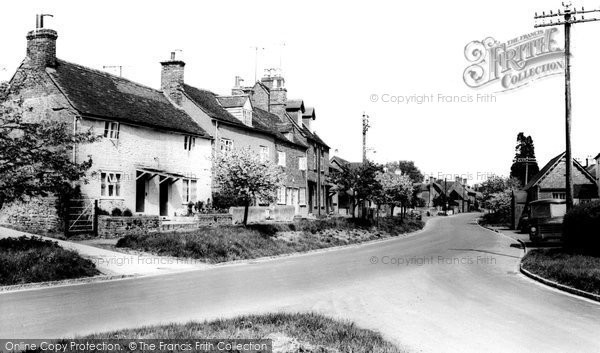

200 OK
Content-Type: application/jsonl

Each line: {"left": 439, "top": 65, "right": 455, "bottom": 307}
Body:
{"left": 66, "top": 198, "right": 98, "bottom": 235}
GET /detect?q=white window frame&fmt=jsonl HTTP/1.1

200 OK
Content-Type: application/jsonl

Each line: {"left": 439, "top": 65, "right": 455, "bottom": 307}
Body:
{"left": 184, "top": 136, "right": 196, "bottom": 151}
{"left": 103, "top": 121, "right": 120, "bottom": 140}
{"left": 277, "top": 187, "right": 286, "bottom": 205}
{"left": 183, "top": 179, "right": 197, "bottom": 203}
{"left": 220, "top": 138, "right": 233, "bottom": 152}
{"left": 299, "top": 156, "right": 307, "bottom": 171}
{"left": 259, "top": 146, "right": 269, "bottom": 162}
{"left": 278, "top": 151, "right": 286, "bottom": 167}
{"left": 242, "top": 109, "right": 252, "bottom": 126}
{"left": 100, "top": 172, "right": 122, "bottom": 199}
{"left": 299, "top": 187, "right": 307, "bottom": 205}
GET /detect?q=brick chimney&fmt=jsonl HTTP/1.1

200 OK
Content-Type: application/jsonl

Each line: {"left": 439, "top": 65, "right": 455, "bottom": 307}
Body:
{"left": 26, "top": 15, "right": 57, "bottom": 68}
{"left": 261, "top": 68, "right": 287, "bottom": 118}
{"left": 161, "top": 51, "right": 185, "bottom": 105}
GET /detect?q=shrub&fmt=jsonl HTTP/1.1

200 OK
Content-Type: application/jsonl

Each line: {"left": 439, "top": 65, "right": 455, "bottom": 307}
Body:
{"left": 111, "top": 208, "right": 123, "bottom": 217}
{"left": 96, "top": 208, "right": 110, "bottom": 216}
{"left": 0, "top": 236, "right": 99, "bottom": 285}
{"left": 563, "top": 200, "right": 600, "bottom": 252}
{"left": 122, "top": 208, "right": 133, "bottom": 217}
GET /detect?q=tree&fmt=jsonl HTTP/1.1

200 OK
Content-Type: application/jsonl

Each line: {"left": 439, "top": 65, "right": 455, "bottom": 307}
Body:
{"left": 510, "top": 132, "right": 540, "bottom": 186}
{"left": 478, "top": 175, "right": 520, "bottom": 210}
{"left": 374, "top": 171, "right": 413, "bottom": 219}
{"left": 330, "top": 161, "right": 383, "bottom": 218}
{"left": 0, "top": 96, "right": 98, "bottom": 211}
{"left": 385, "top": 161, "right": 424, "bottom": 183}
{"left": 213, "top": 147, "right": 284, "bottom": 225}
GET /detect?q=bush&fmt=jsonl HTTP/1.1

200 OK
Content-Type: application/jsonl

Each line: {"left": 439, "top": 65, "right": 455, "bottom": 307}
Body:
{"left": 0, "top": 236, "right": 99, "bottom": 285}
{"left": 111, "top": 208, "right": 123, "bottom": 217}
{"left": 96, "top": 208, "right": 110, "bottom": 216}
{"left": 563, "top": 200, "right": 600, "bottom": 252}
{"left": 122, "top": 208, "right": 133, "bottom": 217}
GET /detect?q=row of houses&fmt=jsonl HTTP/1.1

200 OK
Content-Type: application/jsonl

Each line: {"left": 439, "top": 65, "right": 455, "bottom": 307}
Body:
{"left": 1, "top": 19, "right": 334, "bottom": 229}
{"left": 329, "top": 156, "right": 481, "bottom": 216}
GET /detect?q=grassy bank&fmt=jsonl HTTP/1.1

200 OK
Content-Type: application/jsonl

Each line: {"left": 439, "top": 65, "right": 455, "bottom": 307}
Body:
{"left": 521, "top": 248, "right": 600, "bottom": 295}
{"left": 116, "top": 217, "right": 424, "bottom": 263}
{"left": 0, "top": 236, "right": 99, "bottom": 285}
{"left": 85, "top": 312, "right": 405, "bottom": 353}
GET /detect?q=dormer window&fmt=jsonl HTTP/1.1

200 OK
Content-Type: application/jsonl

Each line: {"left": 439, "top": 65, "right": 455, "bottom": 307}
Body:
{"left": 103, "top": 121, "right": 120, "bottom": 140}
{"left": 242, "top": 109, "right": 252, "bottom": 126}
{"left": 184, "top": 135, "right": 195, "bottom": 151}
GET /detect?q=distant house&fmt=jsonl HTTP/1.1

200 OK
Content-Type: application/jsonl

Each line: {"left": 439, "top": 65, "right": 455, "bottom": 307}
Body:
{"left": 1, "top": 23, "right": 213, "bottom": 231}
{"left": 329, "top": 156, "right": 361, "bottom": 215}
{"left": 523, "top": 152, "right": 598, "bottom": 204}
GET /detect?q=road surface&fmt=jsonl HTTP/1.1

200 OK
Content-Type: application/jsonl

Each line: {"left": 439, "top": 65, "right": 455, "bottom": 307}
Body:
{"left": 1, "top": 214, "right": 599, "bottom": 353}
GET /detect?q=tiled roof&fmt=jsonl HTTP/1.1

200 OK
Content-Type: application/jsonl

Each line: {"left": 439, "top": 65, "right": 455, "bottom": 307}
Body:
{"left": 47, "top": 60, "right": 208, "bottom": 137}
{"left": 524, "top": 151, "right": 597, "bottom": 190}
{"left": 217, "top": 95, "right": 248, "bottom": 108}
{"left": 285, "top": 99, "right": 304, "bottom": 111}
{"left": 253, "top": 108, "right": 308, "bottom": 148}
{"left": 524, "top": 152, "right": 565, "bottom": 190}
{"left": 303, "top": 107, "right": 315, "bottom": 119}
{"left": 183, "top": 84, "right": 242, "bottom": 125}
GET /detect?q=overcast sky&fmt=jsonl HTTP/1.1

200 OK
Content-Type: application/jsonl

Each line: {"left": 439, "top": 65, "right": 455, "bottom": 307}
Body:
{"left": 1, "top": 0, "right": 599, "bottom": 185}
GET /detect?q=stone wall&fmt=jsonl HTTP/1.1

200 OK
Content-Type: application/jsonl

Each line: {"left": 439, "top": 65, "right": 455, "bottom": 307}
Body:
{"left": 97, "top": 215, "right": 160, "bottom": 238}
{"left": 195, "top": 213, "right": 233, "bottom": 226}
{"left": 230, "top": 205, "right": 295, "bottom": 224}
{"left": 0, "top": 196, "right": 62, "bottom": 234}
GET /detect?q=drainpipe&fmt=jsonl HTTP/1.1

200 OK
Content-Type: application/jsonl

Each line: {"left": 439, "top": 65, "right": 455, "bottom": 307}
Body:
{"left": 317, "top": 146, "right": 321, "bottom": 216}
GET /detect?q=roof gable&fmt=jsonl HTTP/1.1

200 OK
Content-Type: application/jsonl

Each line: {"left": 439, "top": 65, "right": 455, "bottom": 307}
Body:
{"left": 524, "top": 151, "right": 597, "bottom": 189}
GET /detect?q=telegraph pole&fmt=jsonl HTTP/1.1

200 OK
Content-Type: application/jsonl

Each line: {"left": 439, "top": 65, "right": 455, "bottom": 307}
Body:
{"left": 362, "top": 112, "right": 370, "bottom": 163}
{"left": 534, "top": 2, "right": 600, "bottom": 210}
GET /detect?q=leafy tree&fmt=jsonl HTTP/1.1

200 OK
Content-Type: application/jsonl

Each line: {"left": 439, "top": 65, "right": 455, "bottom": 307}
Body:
{"left": 374, "top": 171, "right": 413, "bottom": 219}
{"left": 510, "top": 132, "right": 540, "bottom": 186}
{"left": 478, "top": 175, "right": 520, "bottom": 210}
{"left": 385, "top": 161, "right": 424, "bottom": 183}
{"left": 0, "top": 95, "right": 98, "bottom": 211}
{"left": 213, "top": 147, "right": 284, "bottom": 225}
{"left": 330, "top": 161, "right": 383, "bottom": 218}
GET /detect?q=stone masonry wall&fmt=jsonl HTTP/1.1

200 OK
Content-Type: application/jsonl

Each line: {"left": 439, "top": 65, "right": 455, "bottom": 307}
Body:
{"left": 97, "top": 215, "right": 160, "bottom": 238}
{"left": 0, "top": 196, "right": 62, "bottom": 234}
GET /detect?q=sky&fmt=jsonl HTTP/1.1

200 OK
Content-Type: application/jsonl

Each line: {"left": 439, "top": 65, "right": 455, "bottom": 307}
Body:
{"left": 1, "top": 0, "right": 599, "bottom": 185}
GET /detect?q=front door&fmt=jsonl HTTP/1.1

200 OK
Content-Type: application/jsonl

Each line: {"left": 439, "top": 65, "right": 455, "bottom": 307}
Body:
{"left": 135, "top": 172, "right": 146, "bottom": 213}
{"left": 159, "top": 177, "right": 169, "bottom": 216}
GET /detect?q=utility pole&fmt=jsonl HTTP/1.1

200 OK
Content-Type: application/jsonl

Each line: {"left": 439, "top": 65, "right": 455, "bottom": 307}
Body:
{"left": 362, "top": 112, "right": 370, "bottom": 163}
{"left": 534, "top": 1, "right": 600, "bottom": 210}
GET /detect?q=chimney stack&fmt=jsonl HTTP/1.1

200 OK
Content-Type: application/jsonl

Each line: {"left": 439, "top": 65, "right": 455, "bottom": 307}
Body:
{"left": 26, "top": 14, "right": 57, "bottom": 68}
{"left": 160, "top": 51, "right": 185, "bottom": 105}
{"left": 261, "top": 68, "right": 287, "bottom": 117}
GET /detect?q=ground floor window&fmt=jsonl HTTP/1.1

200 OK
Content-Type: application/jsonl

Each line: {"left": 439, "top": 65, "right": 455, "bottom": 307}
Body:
{"left": 277, "top": 187, "right": 286, "bottom": 204}
{"left": 183, "top": 179, "right": 197, "bottom": 203}
{"left": 101, "top": 172, "right": 122, "bottom": 198}
{"left": 299, "top": 187, "right": 306, "bottom": 205}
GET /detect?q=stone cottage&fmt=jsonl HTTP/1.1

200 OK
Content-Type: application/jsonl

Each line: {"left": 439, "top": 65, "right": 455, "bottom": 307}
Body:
{"left": 1, "top": 20, "right": 213, "bottom": 233}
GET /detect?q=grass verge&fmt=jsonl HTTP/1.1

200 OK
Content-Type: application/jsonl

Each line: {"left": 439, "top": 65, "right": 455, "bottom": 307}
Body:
{"left": 116, "top": 217, "right": 424, "bottom": 263}
{"left": 0, "top": 236, "right": 99, "bottom": 285}
{"left": 521, "top": 248, "right": 600, "bottom": 295}
{"left": 84, "top": 312, "right": 405, "bottom": 352}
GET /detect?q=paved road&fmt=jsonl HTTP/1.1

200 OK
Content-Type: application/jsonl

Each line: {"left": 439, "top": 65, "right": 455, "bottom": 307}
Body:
{"left": 1, "top": 214, "right": 599, "bottom": 353}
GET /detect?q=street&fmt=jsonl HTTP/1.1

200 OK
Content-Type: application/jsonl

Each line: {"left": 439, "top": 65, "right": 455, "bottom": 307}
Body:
{"left": 1, "top": 213, "right": 599, "bottom": 353}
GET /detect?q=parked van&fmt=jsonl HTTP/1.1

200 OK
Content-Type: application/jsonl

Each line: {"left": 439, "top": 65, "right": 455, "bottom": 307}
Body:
{"left": 528, "top": 199, "right": 567, "bottom": 242}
